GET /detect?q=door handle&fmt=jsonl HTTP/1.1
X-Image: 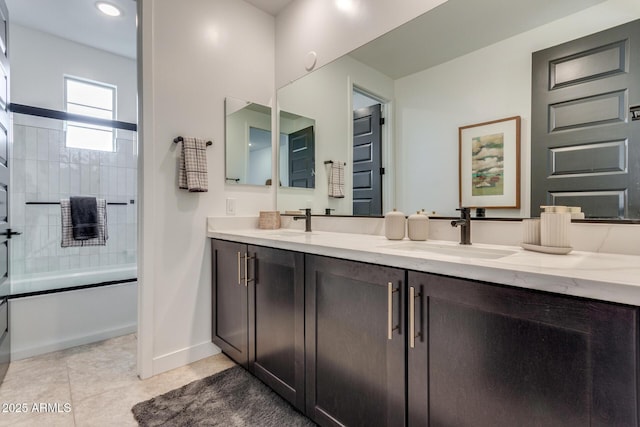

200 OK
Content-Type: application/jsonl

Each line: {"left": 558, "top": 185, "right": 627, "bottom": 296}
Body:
{"left": 0, "top": 229, "right": 22, "bottom": 239}
{"left": 237, "top": 251, "right": 242, "bottom": 285}
{"left": 409, "top": 287, "right": 422, "bottom": 349}
{"left": 387, "top": 282, "right": 399, "bottom": 340}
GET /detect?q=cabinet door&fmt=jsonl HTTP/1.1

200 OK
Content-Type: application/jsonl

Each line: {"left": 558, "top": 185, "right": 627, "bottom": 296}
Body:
{"left": 211, "top": 239, "right": 248, "bottom": 367}
{"left": 306, "top": 255, "right": 405, "bottom": 427}
{"left": 248, "top": 245, "right": 305, "bottom": 411}
{"left": 407, "top": 271, "right": 639, "bottom": 427}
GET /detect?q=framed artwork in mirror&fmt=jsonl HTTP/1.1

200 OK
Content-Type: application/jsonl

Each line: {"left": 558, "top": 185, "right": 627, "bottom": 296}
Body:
{"left": 459, "top": 116, "right": 521, "bottom": 209}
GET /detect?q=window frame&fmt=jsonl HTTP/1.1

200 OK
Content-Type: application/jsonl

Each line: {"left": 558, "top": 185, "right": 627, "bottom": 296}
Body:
{"left": 64, "top": 75, "right": 117, "bottom": 152}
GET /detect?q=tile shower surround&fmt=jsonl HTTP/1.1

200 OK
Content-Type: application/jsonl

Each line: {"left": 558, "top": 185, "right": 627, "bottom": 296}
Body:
{"left": 10, "top": 115, "right": 137, "bottom": 277}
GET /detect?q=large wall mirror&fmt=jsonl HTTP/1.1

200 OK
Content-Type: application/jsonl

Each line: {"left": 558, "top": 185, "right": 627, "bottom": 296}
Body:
{"left": 276, "top": 0, "right": 640, "bottom": 219}
{"left": 225, "top": 97, "right": 272, "bottom": 186}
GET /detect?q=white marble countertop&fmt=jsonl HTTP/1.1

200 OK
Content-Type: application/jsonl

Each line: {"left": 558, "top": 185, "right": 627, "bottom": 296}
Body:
{"left": 207, "top": 227, "right": 640, "bottom": 306}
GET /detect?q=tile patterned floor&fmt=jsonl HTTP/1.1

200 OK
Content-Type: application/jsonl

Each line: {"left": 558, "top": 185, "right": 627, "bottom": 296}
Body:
{"left": 0, "top": 334, "right": 235, "bottom": 426}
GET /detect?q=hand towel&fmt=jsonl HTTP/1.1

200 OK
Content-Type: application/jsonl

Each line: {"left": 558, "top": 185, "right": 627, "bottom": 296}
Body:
{"left": 61, "top": 198, "right": 108, "bottom": 247}
{"left": 70, "top": 196, "right": 98, "bottom": 240}
{"left": 179, "top": 137, "right": 208, "bottom": 192}
{"left": 328, "top": 161, "right": 345, "bottom": 198}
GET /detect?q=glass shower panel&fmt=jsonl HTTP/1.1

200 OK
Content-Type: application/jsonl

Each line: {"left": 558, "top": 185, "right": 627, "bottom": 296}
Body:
{"left": 9, "top": 112, "right": 137, "bottom": 295}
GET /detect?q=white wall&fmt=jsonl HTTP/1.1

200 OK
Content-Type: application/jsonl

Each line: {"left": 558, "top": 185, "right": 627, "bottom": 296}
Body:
{"left": 138, "top": 0, "right": 275, "bottom": 378}
{"left": 395, "top": 0, "right": 640, "bottom": 217}
{"left": 10, "top": 24, "right": 137, "bottom": 123}
{"left": 275, "top": 0, "right": 447, "bottom": 87}
{"left": 277, "top": 54, "right": 394, "bottom": 215}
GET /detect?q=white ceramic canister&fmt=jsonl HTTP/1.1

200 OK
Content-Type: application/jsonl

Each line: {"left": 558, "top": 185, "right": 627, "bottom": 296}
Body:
{"left": 384, "top": 209, "right": 406, "bottom": 240}
{"left": 408, "top": 211, "right": 429, "bottom": 241}
{"left": 540, "top": 212, "right": 571, "bottom": 247}
{"left": 521, "top": 218, "right": 541, "bottom": 245}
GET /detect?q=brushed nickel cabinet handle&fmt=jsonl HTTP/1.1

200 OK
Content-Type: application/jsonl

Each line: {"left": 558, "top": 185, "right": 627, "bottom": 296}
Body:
{"left": 244, "top": 254, "right": 255, "bottom": 287}
{"left": 409, "top": 286, "right": 415, "bottom": 348}
{"left": 409, "top": 286, "right": 422, "bottom": 349}
{"left": 387, "top": 281, "right": 399, "bottom": 340}
{"left": 237, "top": 251, "right": 242, "bottom": 285}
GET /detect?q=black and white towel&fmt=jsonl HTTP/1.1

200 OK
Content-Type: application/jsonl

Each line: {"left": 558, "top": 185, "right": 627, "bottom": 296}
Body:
{"left": 328, "top": 161, "right": 345, "bottom": 198}
{"left": 179, "top": 137, "right": 208, "bottom": 192}
{"left": 70, "top": 196, "right": 98, "bottom": 240}
{"left": 61, "top": 198, "right": 108, "bottom": 247}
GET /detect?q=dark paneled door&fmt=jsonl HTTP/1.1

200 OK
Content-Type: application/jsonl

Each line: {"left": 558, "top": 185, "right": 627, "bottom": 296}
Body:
{"left": 288, "top": 126, "right": 315, "bottom": 188}
{"left": 248, "top": 245, "right": 305, "bottom": 412}
{"left": 305, "top": 255, "right": 405, "bottom": 427}
{"left": 211, "top": 240, "right": 249, "bottom": 368}
{"left": 353, "top": 104, "right": 382, "bottom": 216}
{"left": 0, "top": 0, "right": 10, "bottom": 384}
{"left": 408, "top": 271, "right": 638, "bottom": 427}
{"left": 531, "top": 19, "right": 640, "bottom": 218}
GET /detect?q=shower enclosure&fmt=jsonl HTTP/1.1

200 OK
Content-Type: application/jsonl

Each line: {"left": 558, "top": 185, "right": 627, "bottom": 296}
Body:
{"left": 10, "top": 110, "right": 137, "bottom": 294}
{"left": 6, "top": 108, "right": 138, "bottom": 359}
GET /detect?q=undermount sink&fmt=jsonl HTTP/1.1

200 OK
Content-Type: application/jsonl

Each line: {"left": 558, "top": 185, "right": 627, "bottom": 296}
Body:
{"left": 380, "top": 241, "right": 516, "bottom": 259}
{"left": 260, "top": 230, "right": 313, "bottom": 237}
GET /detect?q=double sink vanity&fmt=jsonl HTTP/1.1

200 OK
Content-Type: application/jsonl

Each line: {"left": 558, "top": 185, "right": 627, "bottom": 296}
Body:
{"left": 208, "top": 218, "right": 640, "bottom": 426}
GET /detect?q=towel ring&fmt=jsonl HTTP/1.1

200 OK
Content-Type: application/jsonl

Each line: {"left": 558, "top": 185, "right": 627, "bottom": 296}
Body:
{"left": 173, "top": 136, "right": 212, "bottom": 146}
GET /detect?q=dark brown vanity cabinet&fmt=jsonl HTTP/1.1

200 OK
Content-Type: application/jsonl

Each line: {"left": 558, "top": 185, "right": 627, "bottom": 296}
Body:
{"left": 211, "top": 239, "right": 249, "bottom": 367}
{"left": 211, "top": 240, "right": 305, "bottom": 411}
{"left": 407, "top": 271, "right": 639, "bottom": 427}
{"left": 305, "top": 255, "right": 406, "bottom": 427}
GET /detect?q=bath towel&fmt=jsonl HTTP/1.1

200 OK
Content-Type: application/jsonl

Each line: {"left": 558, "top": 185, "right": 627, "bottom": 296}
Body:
{"left": 70, "top": 196, "right": 98, "bottom": 240}
{"left": 179, "top": 137, "right": 208, "bottom": 192}
{"left": 328, "top": 161, "right": 345, "bottom": 198}
{"left": 61, "top": 198, "right": 108, "bottom": 247}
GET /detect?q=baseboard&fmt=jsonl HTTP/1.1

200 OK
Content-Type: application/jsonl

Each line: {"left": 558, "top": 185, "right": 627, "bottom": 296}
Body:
{"left": 11, "top": 323, "right": 137, "bottom": 361}
{"left": 152, "top": 340, "right": 222, "bottom": 376}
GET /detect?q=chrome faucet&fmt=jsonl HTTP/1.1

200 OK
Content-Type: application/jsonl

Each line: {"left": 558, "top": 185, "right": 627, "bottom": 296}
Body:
{"left": 451, "top": 207, "right": 471, "bottom": 245}
{"left": 293, "top": 208, "right": 312, "bottom": 232}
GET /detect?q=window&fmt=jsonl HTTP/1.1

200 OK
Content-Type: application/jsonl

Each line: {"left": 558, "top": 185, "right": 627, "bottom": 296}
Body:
{"left": 64, "top": 76, "right": 116, "bottom": 151}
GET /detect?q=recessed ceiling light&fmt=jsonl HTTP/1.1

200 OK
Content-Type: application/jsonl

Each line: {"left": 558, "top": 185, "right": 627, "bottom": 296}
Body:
{"left": 96, "top": 2, "right": 122, "bottom": 17}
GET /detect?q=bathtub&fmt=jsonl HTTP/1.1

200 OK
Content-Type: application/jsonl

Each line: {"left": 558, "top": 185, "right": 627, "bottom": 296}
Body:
{"left": 8, "top": 265, "right": 138, "bottom": 360}
{"left": 10, "top": 264, "right": 137, "bottom": 296}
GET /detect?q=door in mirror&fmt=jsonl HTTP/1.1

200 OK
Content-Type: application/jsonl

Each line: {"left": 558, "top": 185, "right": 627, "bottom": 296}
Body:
{"left": 279, "top": 110, "right": 316, "bottom": 188}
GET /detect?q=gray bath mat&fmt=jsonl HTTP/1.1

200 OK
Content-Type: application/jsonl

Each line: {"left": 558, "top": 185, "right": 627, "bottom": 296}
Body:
{"left": 131, "top": 365, "right": 315, "bottom": 426}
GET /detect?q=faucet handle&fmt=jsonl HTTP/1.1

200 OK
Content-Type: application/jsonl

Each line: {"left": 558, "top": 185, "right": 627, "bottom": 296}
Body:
{"left": 299, "top": 208, "right": 311, "bottom": 214}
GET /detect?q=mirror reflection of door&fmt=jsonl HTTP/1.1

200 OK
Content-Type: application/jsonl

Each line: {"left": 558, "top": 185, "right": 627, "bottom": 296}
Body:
{"left": 288, "top": 126, "right": 315, "bottom": 188}
{"left": 279, "top": 111, "right": 316, "bottom": 188}
{"left": 353, "top": 89, "right": 384, "bottom": 216}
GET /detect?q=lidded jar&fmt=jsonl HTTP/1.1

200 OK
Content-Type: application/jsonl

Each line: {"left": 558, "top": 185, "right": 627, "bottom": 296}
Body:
{"left": 408, "top": 211, "right": 429, "bottom": 241}
{"left": 384, "top": 209, "right": 406, "bottom": 240}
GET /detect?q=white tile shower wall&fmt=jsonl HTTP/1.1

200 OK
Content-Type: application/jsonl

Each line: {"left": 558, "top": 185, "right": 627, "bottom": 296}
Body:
{"left": 10, "top": 115, "right": 137, "bottom": 277}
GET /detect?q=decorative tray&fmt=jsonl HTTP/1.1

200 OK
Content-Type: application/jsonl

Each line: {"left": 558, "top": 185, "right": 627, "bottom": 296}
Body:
{"left": 520, "top": 243, "right": 573, "bottom": 255}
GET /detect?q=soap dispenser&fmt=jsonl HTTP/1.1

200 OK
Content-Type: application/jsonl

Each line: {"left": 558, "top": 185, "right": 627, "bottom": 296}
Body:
{"left": 408, "top": 211, "right": 429, "bottom": 241}
{"left": 384, "top": 209, "right": 406, "bottom": 240}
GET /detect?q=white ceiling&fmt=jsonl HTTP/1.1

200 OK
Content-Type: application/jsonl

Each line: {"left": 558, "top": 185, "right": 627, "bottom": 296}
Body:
{"left": 243, "top": 0, "right": 294, "bottom": 16}
{"left": 5, "top": 0, "right": 138, "bottom": 59}
{"left": 349, "top": 0, "right": 606, "bottom": 79}
{"left": 4, "top": 0, "right": 292, "bottom": 59}
{"left": 3, "top": 0, "right": 606, "bottom": 77}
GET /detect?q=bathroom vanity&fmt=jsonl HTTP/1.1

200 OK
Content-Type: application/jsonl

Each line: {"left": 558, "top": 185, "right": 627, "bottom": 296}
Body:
{"left": 209, "top": 227, "right": 640, "bottom": 426}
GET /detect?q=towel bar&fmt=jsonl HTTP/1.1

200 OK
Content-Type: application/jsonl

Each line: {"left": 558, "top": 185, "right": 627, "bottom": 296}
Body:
{"left": 26, "top": 202, "right": 129, "bottom": 206}
{"left": 173, "top": 136, "right": 213, "bottom": 146}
